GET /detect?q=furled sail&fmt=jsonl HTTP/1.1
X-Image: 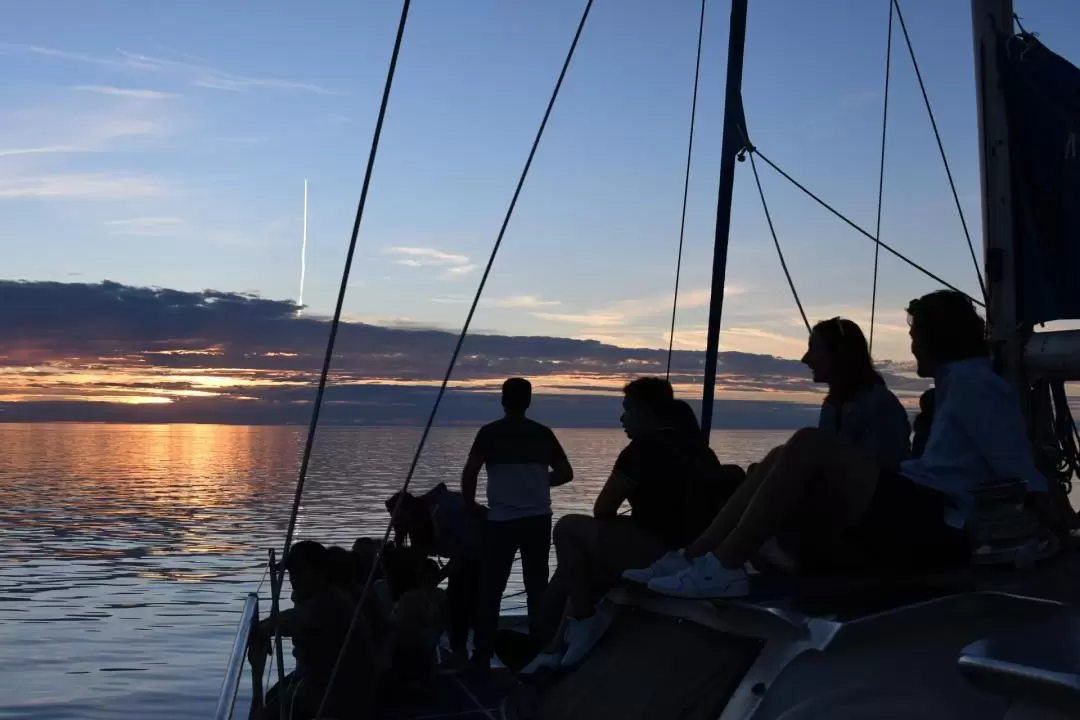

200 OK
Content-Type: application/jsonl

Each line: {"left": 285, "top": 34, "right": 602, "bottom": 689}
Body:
{"left": 999, "top": 31, "right": 1080, "bottom": 324}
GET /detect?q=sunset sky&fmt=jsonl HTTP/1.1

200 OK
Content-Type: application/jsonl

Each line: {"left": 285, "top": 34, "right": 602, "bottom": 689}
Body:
{"left": 2, "top": 1, "right": 1079, "bottom": 424}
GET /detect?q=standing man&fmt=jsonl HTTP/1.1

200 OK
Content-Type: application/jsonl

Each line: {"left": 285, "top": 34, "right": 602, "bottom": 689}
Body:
{"left": 462, "top": 377, "right": 573, "bottom": 668}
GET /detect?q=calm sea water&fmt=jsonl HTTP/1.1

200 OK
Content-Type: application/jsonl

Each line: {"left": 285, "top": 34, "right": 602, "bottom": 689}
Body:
{"left": 0, "top": 423, "right": 785, "bottom": 720}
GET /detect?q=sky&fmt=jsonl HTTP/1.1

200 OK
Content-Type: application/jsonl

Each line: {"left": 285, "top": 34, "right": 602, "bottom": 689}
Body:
{"left": 2, "top": 0, "right": 1079, "bottom": 424}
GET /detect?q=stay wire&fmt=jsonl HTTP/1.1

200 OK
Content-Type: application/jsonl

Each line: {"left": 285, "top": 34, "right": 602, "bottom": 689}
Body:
{"left": 740, "top": 132, "right": 810, "bottom": 334}
{"left": 314, "top": 2, "right": 594, "bottom": 715}
{"left": 748, "top": 147, "right": 984, "bottom": 308}
{"left": 666, "top": 0, "right": 707, "bottom": 379}
{"left": 870, "top": 0, "right": 894, "bottom": 355}
{"left": 892, "top": 0, "right": 987, "bottom": 302}
{"left": 279, "top": 0, "right": 411, "bottom": 573}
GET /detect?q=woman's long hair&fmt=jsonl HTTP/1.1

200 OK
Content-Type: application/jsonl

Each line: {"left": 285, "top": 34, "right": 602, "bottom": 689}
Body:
{"left": 813, "top": 317, "right": 884, "bottom": 407}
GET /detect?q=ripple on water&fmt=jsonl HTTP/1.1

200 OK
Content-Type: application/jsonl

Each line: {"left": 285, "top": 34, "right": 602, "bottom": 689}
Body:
{"left": 0, "top": 423, "right": 788, "bottom": 718}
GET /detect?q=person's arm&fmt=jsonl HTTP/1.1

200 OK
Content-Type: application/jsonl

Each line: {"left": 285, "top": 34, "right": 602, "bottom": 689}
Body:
{"left": 548, "top": 430, "right": 574, "bottom": 487}
{"left": 461, "top": 429, "right": 485, "bottom": 506}
{"left": 593, "top": 470, "right": 632, "bottom": 519}
{"left": 257, "top": 606, "right": 302, "bottom": 638}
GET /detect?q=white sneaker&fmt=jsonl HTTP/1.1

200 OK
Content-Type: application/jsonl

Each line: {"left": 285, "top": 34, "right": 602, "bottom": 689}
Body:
{"left": 647, "top": 553, "right": 750, "bottom": 599}
{"left": 560, "top": 603, "right": 615, "bottom": 667}
{"left": 621, "top": 550, "right": 690, "bottom": 584}
{"left": 519, "top": 651, "right": 563, "bottom": 675}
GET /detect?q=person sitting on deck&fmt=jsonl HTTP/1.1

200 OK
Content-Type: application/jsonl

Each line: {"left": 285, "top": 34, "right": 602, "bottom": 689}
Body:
{"left": 524, "top": 377, "right": 735, "bottom": 672}
{"left": 463, "top": 377, "right": 574, "bottom": 669}
{"left": 251, "top": 540, "right": 378, "bottom": 720}
{"left": 384, "top": 483, "right": 484, "bottom": 660}
{"left": 912, "top": 388, "right": 936, "bottom": 458}
{"left": 752, "top": 317, "right": 913, "bottom": 573}
{"left": 627, "top": 290, "right": 1051, "bottom": 600}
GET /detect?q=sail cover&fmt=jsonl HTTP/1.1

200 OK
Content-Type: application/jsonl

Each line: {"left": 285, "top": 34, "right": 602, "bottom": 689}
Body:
{"left": 999, "top": 32, "right": 1080, "bottom": 325}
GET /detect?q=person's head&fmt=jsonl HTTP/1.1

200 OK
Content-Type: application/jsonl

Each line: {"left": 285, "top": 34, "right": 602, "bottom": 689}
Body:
{"left": 661, "top": 399, "right": 701, "bottom": 438}
{"left": 385, "top": 491, "right": 435, "bottom": 551}
{"left": 501, "top": 377, "right": 532, "bottom": 416}
{"left": 284, "top": 540, "right": 330, "bottom": 602}
{"left": 325, "top": 545, "right": 358, "bottom": 588}
{"left": 621, "top": 377, "right": 675, "bottom": 439}
{"left": 906, "top": 290, "right": 987, "bottom": 377}
{"left": 801, "top": 317, "right": 883, "bottom": 403}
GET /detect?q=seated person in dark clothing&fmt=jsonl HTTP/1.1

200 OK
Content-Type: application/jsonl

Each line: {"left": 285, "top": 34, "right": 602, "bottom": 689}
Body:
{"left": 912, "top": 388, "right": 936, "bottom": 459}
{"left": 385, "top": 485, "right": 482, "bottom": 658}
{"left": 251, "top": 540, "right": 378, "bottom": 720}
{"left": 526, "top": 378, "right": 727, "bottom": 672}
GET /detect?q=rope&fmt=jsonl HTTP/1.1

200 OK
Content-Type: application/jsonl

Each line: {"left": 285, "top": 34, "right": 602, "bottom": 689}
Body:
{"left": 870, "top": 0, "right": 894, "bottom": 355}
{"left": 748, "top": 147, "right": 985, "bottom": 307}
{"left": 742, "top": 140, "right": 810, "bottom": 334}
{"left": 666, "top": 0, "right": 706, "bottom": 379}
{"left": 314, "top": 2, "right": 593, "bottom": 715}
{"left": 279, "top": 0, "right": 411, "bottom": 570}
{"left": 892, "top": 0, "right": 987, "bottom": 302}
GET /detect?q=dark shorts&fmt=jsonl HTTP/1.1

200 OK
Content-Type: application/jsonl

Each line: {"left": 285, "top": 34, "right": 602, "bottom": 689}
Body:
{"left": 855, "top": 469, "right": 971, "bottom": 571}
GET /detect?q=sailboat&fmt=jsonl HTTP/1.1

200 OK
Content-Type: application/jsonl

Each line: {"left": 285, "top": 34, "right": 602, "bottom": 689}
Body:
{"left": 215, "top": 0, "right": 1080, "bottom": 718}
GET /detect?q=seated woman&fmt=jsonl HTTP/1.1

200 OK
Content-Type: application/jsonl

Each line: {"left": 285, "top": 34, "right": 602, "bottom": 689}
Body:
{"left": 768, "top": 317, "right": 912, "bottom": 571}
{"left": 525, "top": 378, "right": 731, "bottom": 672}
{"left": 627, "top": 291, "right": 1051, "bottom": 599}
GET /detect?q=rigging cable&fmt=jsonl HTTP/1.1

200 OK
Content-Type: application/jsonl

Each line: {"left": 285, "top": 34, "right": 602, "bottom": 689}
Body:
{"left": 869, "top": 0, "right": 894, "bottom": 355}
{"left": 279, "top": 0, "right": 412, "bottom": 569}
{"left": 314, "top": 2, "right": 594, "bottom": 715}
{"left": 666, "top": 0, "right": 707, "bottom": 379}
{"left": 748, "top": 147, "right": 984, "bottom": 307}
{"left": 892, "top": 0, "right": 987, "bottom": 302}
{"left": 739, "top": 132, "right": 810, "bottom": 334}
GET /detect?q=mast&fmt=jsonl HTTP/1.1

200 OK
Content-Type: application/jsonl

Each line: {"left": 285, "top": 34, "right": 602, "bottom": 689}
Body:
{"left": 700, "top": 0, "right": 749, "bottom": 438}
{"left": 970, "top": 0, "right": 1024, "bottom": 400}
{"left": 298, "top": 178, "right": 309, "bottom": 317}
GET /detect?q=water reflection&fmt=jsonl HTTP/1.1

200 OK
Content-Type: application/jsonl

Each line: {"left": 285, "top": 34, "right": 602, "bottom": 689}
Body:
{"left": 0, "top": 423, "right": 786, "bottom": 719}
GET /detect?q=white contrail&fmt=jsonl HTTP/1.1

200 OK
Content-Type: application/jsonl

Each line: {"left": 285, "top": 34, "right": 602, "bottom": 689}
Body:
{"left": 297, "top": 178, "right": 308, "bottom": 316}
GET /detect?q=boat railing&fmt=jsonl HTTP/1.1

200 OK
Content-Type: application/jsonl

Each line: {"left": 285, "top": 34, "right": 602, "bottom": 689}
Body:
{"left": 214, "top": 592, "right": 261, "bottom": 720}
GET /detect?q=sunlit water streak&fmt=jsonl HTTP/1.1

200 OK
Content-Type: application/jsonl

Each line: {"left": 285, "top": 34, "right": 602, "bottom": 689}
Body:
{"left": 0, "top": 423, "right": 786, "bottom": 719}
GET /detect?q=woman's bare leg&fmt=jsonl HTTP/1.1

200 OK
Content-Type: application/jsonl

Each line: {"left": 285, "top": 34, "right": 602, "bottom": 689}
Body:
{"left": 713, "top": 427, "right": 879, "bottom": 568}
{"left": 685, "top": 444, "right": 786, "bottom": 557}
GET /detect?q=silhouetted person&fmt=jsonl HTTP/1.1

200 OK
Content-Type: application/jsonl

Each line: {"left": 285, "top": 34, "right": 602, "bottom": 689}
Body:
{"left": 462, "top": 377, "right": 572, "bottom": 668}
{"left": 912, "top": 388, "right": 936, "bottom": 458}
{"left": 252, "top": 540, "right": 377, "bottom": 720}
{"left": 526, "top": 378, "right": 719, "bottom": 672}
{"left": 803, "top": 316, "right": 911, "bottom": 469}
{"left": 385, "top": 483, "right": 484, "bottom": 658}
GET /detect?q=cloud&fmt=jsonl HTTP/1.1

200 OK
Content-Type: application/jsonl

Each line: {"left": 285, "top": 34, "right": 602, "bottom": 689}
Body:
{"left": 9, "top": 44, "right": 335, "bottom": 95}
{"left": 431, "top": 294, "right": 561, "bottom": 309}
{"left": 385, "top": 247, "right": 470, "bottom": 267}
{"left": 105, "top": 217, "right": 182, "bottom": 235}
{"left": 533, "top": 287, "right": 713, "bottom": 328}
{"left": 0, "top": 280, "right": 930, "bottom": 425}
{"left": 74, "top": 85, "right": 176, "bottom": 100}
{"left": 384, "top": 247, "right": 477, "bottom": 279}
{"left": 490, "top": 295, "right": 561, "bottom": 309}
{"left": 0, "top": 174, "right": 162, "bottom": 199}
